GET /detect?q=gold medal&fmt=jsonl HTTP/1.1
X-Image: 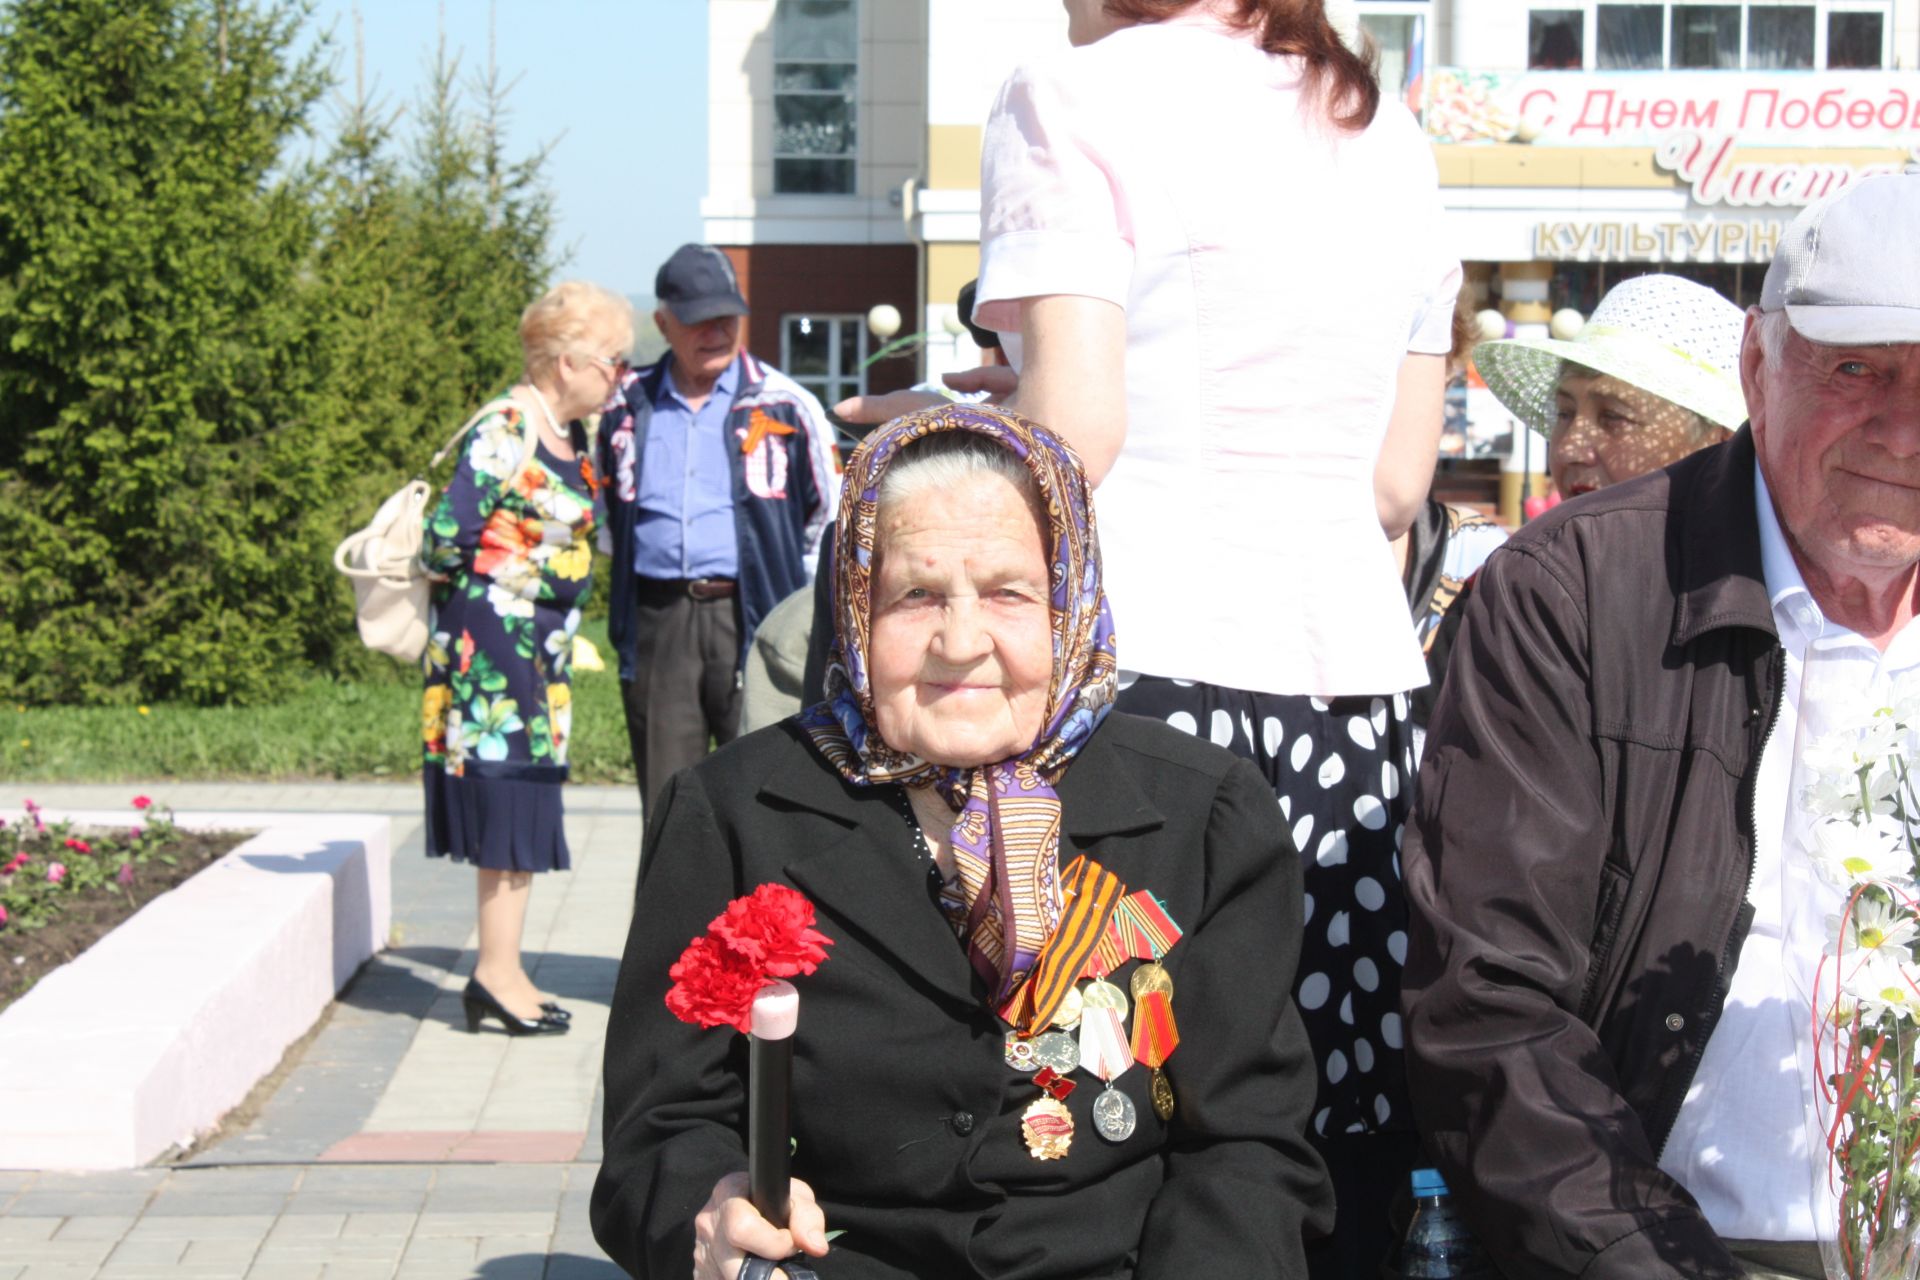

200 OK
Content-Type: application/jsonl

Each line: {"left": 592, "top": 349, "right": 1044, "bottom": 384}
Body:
{"left": 1022, "top": 1096, "right": 1073, "bottom": 1160}
{"left": 1130, "top": 962, "right": 1173, "bottom": 1001}
{"left": 1081, "top": 979, "right": 1128, "bottom": 1019}
{"left": 1150, "top": 1067, "right": 1175, "bottom": 1122}
{"left": 1050, "top": 983, "right": 1084, "bottom": 1031}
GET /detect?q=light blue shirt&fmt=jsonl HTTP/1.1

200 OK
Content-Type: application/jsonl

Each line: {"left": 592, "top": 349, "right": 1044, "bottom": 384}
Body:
{"left": 633, "top": 359, "right": 739, "bottom": 579}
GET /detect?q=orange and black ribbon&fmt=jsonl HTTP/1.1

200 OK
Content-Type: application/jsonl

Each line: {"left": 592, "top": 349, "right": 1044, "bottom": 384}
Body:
{"left": 998, "top": 855, "right": 1125, "bottom": 1034}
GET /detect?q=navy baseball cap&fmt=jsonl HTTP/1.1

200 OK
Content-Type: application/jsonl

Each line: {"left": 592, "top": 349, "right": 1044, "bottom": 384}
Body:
{"left": 656, "top": 244, "right": 749, "bottom": 325}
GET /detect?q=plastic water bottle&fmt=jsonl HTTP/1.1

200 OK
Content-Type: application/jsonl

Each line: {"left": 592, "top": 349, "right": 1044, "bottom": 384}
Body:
{"left": 1397, "top": 1168, "right": 1491, "bottom": 1278}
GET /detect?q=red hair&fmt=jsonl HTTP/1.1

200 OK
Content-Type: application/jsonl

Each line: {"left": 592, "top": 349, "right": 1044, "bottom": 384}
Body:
{"left": 1101, "top": 0, "right": 1380, "bottom": 132}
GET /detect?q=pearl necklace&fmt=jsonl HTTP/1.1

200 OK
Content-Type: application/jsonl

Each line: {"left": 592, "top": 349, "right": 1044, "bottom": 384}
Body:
{"left": 525, "top": 384, "right": 567, "bottom": 455}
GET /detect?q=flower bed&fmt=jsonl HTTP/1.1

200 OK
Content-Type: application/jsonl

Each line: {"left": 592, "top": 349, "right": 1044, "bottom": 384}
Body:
{"left": 0, "top": 797, "right": 247, "bottom": 1014}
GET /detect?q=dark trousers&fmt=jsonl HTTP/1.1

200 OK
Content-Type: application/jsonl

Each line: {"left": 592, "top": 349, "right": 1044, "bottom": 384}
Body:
{"left": 620, "top": 581, "right": 742, "bottom": 811}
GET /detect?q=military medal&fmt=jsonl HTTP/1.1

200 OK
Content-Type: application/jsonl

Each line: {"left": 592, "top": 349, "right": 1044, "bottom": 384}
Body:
{"left": 1022, "top": 1096, "right": 1073, "bottom": 1160}
{"left": 1093, "top": 1083, "right": 1138, "bottom": 1143}
{"left": 1032, "top": 1030, "right": 1080, "bottom": 1074}
{"left": 1081, "top": 978, "right": 1129, "bottom": 1020}
{"left": 1004, "top": 1031, "right": 1040, "bottom": 1073}
{"left": 1050, "top": 982, "right": 1084, "bottom": 1030}
{"left": 1149, "top": 1067, "right": 1175, "bottom": 1122}
{"left": 1129, "top": 963, "right": 1173, "bottom": 1001}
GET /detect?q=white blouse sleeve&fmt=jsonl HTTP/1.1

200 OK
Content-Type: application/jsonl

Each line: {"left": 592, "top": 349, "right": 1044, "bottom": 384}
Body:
{"left": 974, "top": 59, "right": 1135, "bottom": 337}
{"left": 1393, "top": 106, "right": 1462, "bottom": 357}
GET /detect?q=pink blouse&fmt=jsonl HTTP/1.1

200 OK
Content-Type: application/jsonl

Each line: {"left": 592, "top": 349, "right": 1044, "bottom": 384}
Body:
{"left": 977, "top": 16, "right": 1460, "bottom": 697}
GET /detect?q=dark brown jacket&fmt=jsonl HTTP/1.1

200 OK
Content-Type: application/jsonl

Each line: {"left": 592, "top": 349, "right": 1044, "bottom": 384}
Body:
{"left": 591, "top": 711, "right": 1332, "bottom": 1279}
{"left": 1402, "top": 429, "right": 1784, "bottom": 1280}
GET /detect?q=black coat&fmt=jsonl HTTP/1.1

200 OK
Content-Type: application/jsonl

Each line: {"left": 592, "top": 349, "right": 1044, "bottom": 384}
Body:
{"left": 1402, "top": 429, "right": 1783, "bottom": 1280}
{"left": 591, "top": 712, "right": 1331, "bottom": 1279}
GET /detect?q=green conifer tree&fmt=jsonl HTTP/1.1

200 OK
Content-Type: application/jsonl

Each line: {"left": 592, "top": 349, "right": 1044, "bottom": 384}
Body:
{"left": 0, "top": 0, "right": 331, "bottom": 703}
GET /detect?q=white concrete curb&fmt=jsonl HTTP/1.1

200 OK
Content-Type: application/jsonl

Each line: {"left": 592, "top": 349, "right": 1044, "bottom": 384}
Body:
{"left": 0, "top": 809, "right": 391, "bottom": 1170}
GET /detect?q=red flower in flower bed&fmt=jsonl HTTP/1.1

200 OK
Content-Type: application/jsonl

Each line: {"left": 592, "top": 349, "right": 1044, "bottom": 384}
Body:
{"left": 63, "top": 837, "right": 91, "bottom": 855}
{"left": 132, "top": 796, "right": 152, "bottom": 811}
{"left": 664, "top": 884, "right": 832, "bottom": 1034}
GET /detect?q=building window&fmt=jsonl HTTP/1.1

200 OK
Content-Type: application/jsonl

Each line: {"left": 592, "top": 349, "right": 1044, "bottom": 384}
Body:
{"left": 1361, "top": 13, "right": 1422, "bottom": 104}
{"left": 1671, "top": 4, "right": 1740, "bottom": 66}
{"left": 773, "top": 0, "right": 856, "bottom": 195}
{"left": 782, "top": 314, "right": 866, "bottom": 407}
{"left": 1528, "top": 9, "right": 1585, "bottom": 67}
{"left": 1576, "top": 2, "right": 1870, "bottom": 69}
{"left": 1596, "top": 4, "right": 1664, "bottom": 67}
{"left": 1827, "top": 8, "right": 1884, "bottom": 66}
{"left": 1748, "top": 4, "right": 1815, "bottom": 67}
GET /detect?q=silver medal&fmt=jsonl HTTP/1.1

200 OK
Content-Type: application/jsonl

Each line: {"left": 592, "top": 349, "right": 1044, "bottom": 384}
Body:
{"left": 1032, "top": 1030, "right": 1080, "bottom": 1074}
{"left": 1093, "top": 1084, "right": 1137, "bottom": 1143}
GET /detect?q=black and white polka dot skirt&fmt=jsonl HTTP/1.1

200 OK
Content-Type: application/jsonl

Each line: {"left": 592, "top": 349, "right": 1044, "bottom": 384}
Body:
{"left": 1115, "top": 674, "right": 1414, "bottom": 1139}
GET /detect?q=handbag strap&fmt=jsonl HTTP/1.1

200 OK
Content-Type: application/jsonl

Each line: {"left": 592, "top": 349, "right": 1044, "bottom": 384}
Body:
{"left": 418, "top": 393, "right": 550, "bottom": 509}
{"left": 426, "top": 396, "right": 521, "bottom": 473}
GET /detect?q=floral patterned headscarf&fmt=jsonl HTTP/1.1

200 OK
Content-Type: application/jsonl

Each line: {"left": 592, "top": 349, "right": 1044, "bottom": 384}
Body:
{"left": 799, "top": 403, "right": 1118, "bottom": 1004}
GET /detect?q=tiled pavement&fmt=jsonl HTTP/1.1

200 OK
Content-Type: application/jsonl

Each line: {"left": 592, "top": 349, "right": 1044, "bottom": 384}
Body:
{"left": 0, "top": 782, "right": 644, "bottom": 1280}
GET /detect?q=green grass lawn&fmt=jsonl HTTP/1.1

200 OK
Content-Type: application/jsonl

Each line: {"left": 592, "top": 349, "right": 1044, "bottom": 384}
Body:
{"left": 0, "top": 620, "right": 636, "bottom": 786}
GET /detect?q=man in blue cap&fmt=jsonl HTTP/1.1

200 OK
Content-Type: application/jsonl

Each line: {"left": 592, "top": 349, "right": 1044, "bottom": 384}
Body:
{"left": 1403, "top": 171, "right": 1920, "bottom": 1280}
{"left": 599, "top": 244, "right": 838, "bottom": 807}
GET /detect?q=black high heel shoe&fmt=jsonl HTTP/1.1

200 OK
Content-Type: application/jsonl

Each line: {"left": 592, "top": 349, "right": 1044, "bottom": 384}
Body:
{"left": 462, "top": 978, "right": 569, "bottom": 1036}
{"left": 539, "top": 1001, "right": 571, "bottom": 1021}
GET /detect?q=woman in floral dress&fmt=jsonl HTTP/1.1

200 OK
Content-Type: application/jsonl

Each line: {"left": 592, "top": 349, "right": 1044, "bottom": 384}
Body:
{"left": 421, "top": 281, "right": 633, "bottom": 1036}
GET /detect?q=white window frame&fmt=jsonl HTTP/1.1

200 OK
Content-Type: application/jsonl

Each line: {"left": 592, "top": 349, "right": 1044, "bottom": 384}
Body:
{"left": 771, "top": 0, "right": 860, "bottom": 196}
{"left": 780, "top": 313, "right": 868, "bottom": 408}
{"left": 1573, "top": 0, "right": 1891, "bottom": 69}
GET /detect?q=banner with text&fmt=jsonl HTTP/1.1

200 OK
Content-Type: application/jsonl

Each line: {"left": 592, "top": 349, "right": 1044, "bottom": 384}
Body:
{"left": 1426, "top": 69, "right": 1920, "bottom": 148}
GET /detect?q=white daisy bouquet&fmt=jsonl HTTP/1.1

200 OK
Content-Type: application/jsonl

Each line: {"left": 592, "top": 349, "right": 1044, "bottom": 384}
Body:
{"left": 1803, "top": 681, "right": 1920, "bottom": 1280}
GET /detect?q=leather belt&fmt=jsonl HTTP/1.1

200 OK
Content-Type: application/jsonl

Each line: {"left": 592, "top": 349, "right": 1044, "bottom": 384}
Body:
{"left": 639, "top": 576, "right": 736, "bottom": 601}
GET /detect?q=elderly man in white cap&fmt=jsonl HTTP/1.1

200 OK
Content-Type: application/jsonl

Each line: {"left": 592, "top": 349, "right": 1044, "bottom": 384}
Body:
{"left": 1403, "top": 171, "right": 1920, "bottom": 1280}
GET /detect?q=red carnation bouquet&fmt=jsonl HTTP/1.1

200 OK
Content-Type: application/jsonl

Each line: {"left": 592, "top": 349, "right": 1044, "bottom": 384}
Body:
{"left": 665, "top": 884, "right": 832, "bottom": 1033}
{"left": 664, "top": 883, "right": 832, "bottom": 1238}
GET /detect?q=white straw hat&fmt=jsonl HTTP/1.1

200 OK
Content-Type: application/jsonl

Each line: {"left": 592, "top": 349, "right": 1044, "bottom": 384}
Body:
{"left": 1473, "top": 274, "right": 1748, "bottom": 436}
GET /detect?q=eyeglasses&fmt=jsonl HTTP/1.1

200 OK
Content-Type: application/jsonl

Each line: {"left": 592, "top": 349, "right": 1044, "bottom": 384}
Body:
{"left": 580, "top": 352, "right": 630, "bottom": 378}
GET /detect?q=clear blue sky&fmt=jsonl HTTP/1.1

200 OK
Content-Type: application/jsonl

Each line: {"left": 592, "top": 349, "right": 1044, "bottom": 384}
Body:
{"left": 303, "top": 0, "right": 707, "bottom": 300}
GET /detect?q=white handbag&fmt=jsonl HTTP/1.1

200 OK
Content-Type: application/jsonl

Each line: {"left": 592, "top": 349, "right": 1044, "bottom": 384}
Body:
{"left": 332, "top": 399, "right": 533, "bottom": 662}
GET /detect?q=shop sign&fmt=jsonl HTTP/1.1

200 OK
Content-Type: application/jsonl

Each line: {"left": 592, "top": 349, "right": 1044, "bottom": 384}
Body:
{"left": 1428, "top": 68, "right": 1920, "bottom": 148}
{"left": 1533, "top": 217, "right": 1787, "bottom": 263}
{"left": 1651, "top": 131, "right": 1914, "bottom": 206}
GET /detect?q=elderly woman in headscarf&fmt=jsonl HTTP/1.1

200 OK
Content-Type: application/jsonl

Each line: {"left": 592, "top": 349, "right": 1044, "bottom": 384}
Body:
{"left": 591, "top": 404, "right": 1329, "bottom": 1280}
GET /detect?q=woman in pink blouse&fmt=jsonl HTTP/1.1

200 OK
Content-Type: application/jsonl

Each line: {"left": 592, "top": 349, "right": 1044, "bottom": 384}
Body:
{"left": 972, "top": 2, "right": 1460, "bottom": 1274}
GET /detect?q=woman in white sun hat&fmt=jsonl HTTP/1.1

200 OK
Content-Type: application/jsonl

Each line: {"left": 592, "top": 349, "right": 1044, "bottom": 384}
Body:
{"left": 1475, "top": 273, "right": 1748, "bottom": 499}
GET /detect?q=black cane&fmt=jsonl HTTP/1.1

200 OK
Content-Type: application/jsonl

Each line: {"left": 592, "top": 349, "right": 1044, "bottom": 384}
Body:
{"left": 748, "top": 981, "right": 798, "bottom": 1227}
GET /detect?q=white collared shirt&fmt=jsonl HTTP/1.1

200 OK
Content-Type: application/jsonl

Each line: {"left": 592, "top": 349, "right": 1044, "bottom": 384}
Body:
{"left": 1658, "top": 464, "right": 1920, "bottom": 1240}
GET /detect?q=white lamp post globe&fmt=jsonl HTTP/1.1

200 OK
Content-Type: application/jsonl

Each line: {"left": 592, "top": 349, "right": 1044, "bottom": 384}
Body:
{"left": 866, "top": 304, "right": 903, "bottom": 341}
{"left": 1474, "top": 308, "right": 1508, "bottom": 342}
{"left": 1549, "top": 308, "right": 1586, "bottom": 340}
{"left": 940, "top": 308, "right": 968, "bottom": 338}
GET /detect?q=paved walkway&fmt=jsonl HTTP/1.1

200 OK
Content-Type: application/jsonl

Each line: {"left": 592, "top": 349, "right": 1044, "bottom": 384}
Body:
{"left": 0, "top": 781, "right": 644, "bottom": 1280}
